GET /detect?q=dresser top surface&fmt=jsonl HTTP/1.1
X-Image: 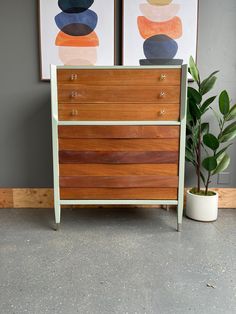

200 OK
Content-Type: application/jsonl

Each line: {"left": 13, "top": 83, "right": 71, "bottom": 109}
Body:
{"left": 53, "top": 65, "right": 186, "bottom": 70}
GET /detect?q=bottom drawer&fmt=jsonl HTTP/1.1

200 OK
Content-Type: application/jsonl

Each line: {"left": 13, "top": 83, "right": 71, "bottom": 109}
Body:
{"left": 60, "top": 188, "right": 178, "bottom": 200}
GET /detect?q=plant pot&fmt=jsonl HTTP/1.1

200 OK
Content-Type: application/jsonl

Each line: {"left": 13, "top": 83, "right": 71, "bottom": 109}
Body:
{"left": 186, "top": 190, "right": 218, "bottom": 222}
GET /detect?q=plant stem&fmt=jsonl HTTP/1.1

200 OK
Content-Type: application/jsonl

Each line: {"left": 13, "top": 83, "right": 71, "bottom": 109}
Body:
{"left": 205, "top": 171, "right": 211, "bottom": 195}
{"left": 197, "top": 121, "right": 201, "bottom": 192}
{"left": 218, "top": 118, "right": 225, "bottom": 140}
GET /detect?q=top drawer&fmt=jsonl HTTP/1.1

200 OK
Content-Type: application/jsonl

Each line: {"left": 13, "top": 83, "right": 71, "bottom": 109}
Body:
{"left": 57, "top": 69, "right": 181, "bottom": 86}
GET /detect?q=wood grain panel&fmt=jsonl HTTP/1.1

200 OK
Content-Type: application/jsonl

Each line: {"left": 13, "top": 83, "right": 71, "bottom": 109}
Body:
{"left": 60, "top": 175, "right": 178, "bottom": 188}
{"left": 13, "top": 189, "right": 53, "bottom": 208}
{"left": 59, "top": 151, "right": 179, "bottom": 164}
{"left": 59, "top": 139, "right": 179, "bottom": 152}
{"left": 0, "top": 189, "right": 13, "bottom": 208}
{"left": 0, "top": 188, "right": 235, "bottom": 208}
{"left": 57, "top": 69, "right": 181, "bottom": 86}
{"left": 59, "top": 164, "right": 178, "bottom": 176}
{"left": 60, "top": 188, "right": 178, "bottom": 200}
{"left": 58, "top": 85, "right": 180, "bottom": 104}
{"left": 58, "top": 126, "right": 180, "bottom": 139}
{"left": 58, "top": 103, "right": 180, "bottom": 121}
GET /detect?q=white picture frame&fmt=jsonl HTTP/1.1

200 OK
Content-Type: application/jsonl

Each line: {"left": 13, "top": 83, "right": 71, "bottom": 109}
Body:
{"left": 39, "top": 0, "right": 116, "bottom": 80}
{"left": 122, "top": 0, "right": 199, "bottom": 75}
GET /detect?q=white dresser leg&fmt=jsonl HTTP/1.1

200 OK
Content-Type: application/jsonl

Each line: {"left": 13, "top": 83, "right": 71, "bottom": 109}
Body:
{"left": 177, "top": 203, "right": 183, "bottom": 232}
{"left": 54, "top": 204, "right": 61, "bottom": 231}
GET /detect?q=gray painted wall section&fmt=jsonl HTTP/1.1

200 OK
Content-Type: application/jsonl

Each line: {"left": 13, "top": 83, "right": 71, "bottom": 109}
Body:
{"left": 0, "top": 0, "right": 235, "bottom": 188}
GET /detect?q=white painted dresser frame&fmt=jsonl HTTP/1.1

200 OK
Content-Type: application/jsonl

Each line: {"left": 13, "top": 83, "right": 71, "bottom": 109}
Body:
{"left": 51, "top": 65, "right": 188, "bottom": 231}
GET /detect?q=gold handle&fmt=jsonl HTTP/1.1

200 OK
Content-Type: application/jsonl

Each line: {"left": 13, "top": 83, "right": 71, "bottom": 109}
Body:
{"left": 71, "top": 109, "right": 79, "bottom": 116}
{"left": 160, "top": 74, "right": 167, "bottom": 81}
{"left": 159, "top": 91, "right": 166, "bottom": 98}
{"left": 71, "top": 74, "right": 78, "bottom": 81}
{"left": 158, "top": 109, "right": 166, "bottom": 116}
{"left": 71, "top": 91, "right": 79, "bottom": 98}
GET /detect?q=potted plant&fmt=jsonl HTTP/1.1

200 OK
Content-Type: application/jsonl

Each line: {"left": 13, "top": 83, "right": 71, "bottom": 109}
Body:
{"left": 186, "top": 56, "right": 236, "bottom": 221}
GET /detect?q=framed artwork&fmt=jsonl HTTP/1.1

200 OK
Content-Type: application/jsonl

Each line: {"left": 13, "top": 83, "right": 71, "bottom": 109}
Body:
{"left": 39, "top": 0, "right": 116, "bottom": 80}
{"left": 122, "top": 0, "right": 199, "bottom": 72}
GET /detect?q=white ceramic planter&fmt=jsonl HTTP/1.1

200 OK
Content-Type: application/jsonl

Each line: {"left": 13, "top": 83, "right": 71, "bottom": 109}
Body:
{"left": 186, "top": 190, "right": 218, "bottom": 222}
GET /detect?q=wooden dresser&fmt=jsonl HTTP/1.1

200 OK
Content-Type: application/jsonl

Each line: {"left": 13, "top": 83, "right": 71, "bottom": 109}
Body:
{"left": 51, "top": 65, "right": 187, "bottom": 231}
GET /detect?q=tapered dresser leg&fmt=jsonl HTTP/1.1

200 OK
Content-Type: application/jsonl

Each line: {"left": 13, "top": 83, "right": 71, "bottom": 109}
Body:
{"left": 54, "top": 204, "right": 61, "bottom": 231}
{"left": 177, "top": 203, "right": 183, "bottom": 232}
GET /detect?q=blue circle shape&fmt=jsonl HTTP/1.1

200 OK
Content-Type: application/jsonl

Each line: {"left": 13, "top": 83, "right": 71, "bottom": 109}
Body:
{"left": 58, "top": 0, "right": 94, "bottom": 13}
{"left": 55, "top": 10, "right": 97, "bottom": 36}
{"left": 143, "top": 35, "right": 178, "bottom": 60}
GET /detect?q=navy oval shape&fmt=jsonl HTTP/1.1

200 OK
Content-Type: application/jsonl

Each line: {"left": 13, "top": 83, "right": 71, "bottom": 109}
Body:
{"left": 58, "top": 0, "right": 94, "bottom": 13}
{"left": 143, "top": 35, "right": 178, "bottom": 60}
{"left": 55, "top": 10, "right": 97, "bottom": 36}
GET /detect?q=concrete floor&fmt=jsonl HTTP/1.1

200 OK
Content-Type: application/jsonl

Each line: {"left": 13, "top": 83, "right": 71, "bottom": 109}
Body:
{"left": 0, "top": 207, "right": 236, "bottom": 314}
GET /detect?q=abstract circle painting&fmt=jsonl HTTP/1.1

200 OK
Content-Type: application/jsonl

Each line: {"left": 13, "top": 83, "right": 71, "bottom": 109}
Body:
{"left": 122, "top": 0, "right": 198, "bottom": 70}
{"left": 39, "top": 0, "right": 115, "bottom": 79}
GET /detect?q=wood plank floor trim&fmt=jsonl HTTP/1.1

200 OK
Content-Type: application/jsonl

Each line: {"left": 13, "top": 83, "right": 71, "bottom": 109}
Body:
{"left": 0, "top": 188, "right": 235, "bottom": 209}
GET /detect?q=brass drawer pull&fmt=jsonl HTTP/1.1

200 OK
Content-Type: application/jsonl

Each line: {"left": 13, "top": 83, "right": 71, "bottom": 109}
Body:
{"left": 71, "top": 91, "right": 79, "bottom": 98}
{"left": 158, "top": 109, "right": 166, "bottom": 116}
{"left": 159, "top": 74, "right": 167, "bottom": 81}
{"left": 71, "top": 109, "right": 79, "bottom": 116}
{"left": 159, "top": 91, "right": 166, "bottom": 98}
{"left": 71, "top": 74, "right": 78, "bottom": 81}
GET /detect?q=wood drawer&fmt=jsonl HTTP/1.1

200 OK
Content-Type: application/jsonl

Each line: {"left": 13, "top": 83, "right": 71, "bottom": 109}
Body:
{"left": 58, "top": 125, "right": 180, "bottom": 139}
{"left": 59, "top": 151, "right": 179, "bottom": 164}
{"left": 59, "top": 139, "right": 179, "bottom": 152}
{"left": 58, "top": 103, "right": 180, "bottom": 121}
{"left": 57, "top": 69, "right": 181, "bottom": 86}
{"left": 58, "top": 85, "right": 180, "bottom": 104}
{"left": 59, "top": 164, "right": 178, "bottom": 176}
{"left": 60, "top": 188, "right": 178, "bottom": 200}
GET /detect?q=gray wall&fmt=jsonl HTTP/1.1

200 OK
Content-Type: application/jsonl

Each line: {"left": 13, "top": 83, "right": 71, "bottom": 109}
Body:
{"left": 0, "top": 0, "right": 235, "bottom": 188}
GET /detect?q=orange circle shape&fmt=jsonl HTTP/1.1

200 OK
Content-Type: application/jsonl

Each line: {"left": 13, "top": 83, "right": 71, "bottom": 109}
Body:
{"left": 55, "top": 31, "right": 99, "bottom": 47}
{"left": 137, "top": 16, "right": 182, "bottom": 40}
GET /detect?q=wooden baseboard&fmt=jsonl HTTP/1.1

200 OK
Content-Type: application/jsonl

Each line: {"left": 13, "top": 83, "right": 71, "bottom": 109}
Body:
{"left": 0, "top": 188, "right": 235, "bottom": 209}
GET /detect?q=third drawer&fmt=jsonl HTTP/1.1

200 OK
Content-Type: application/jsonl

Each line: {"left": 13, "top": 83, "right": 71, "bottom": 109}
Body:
{"left": 58, "top": 103, "right": 180, "bottom": 121}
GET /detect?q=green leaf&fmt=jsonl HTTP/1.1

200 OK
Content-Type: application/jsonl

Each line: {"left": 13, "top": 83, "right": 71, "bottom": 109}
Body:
{"left": 189, "top": 56, "right": 199, "bottom": 83}
{"left": 215, "top": 144, "right": 232, "bottom": 159}
{"left": 200, "top": 71, "right": 219, "bottom": 95}
{"left": 188, "top": 87, "right": 202, "bottom": 104}
{"left": 212, "top": 153, "right": 230, "bottom": 175}
{"left": 189, "top": 100, "right": 201, "bottom": 120}
{"left": 200, "top": 96, "right": 216, "bottom": 113}
{"left": 192, "top": 126, "right": 200, "bottom": 145}
{"left": 219, "top": 90, "right": 230, "bottom": 115}
{"left": 201, "top": 123, "right": 209, "bottom": 135}
{"left": 203, "top": 133, "right": 219, "bottom": 151}
{"left": 185, "top": 147, "right": 195, "bottom": 163}
{"left": 222, "top": 121, "right": 236, "bottom": 135}
{"left": 202, "top": 156, "right": 217, "bottom": 172}
{"left": 200, "top": 76, "right": 217, "bottom": 95}
{"left": 225, "top": 104, "right": 236, "bottom": 121}
{"left": 219, "top": 130, "right": 236, "bottom": 142}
